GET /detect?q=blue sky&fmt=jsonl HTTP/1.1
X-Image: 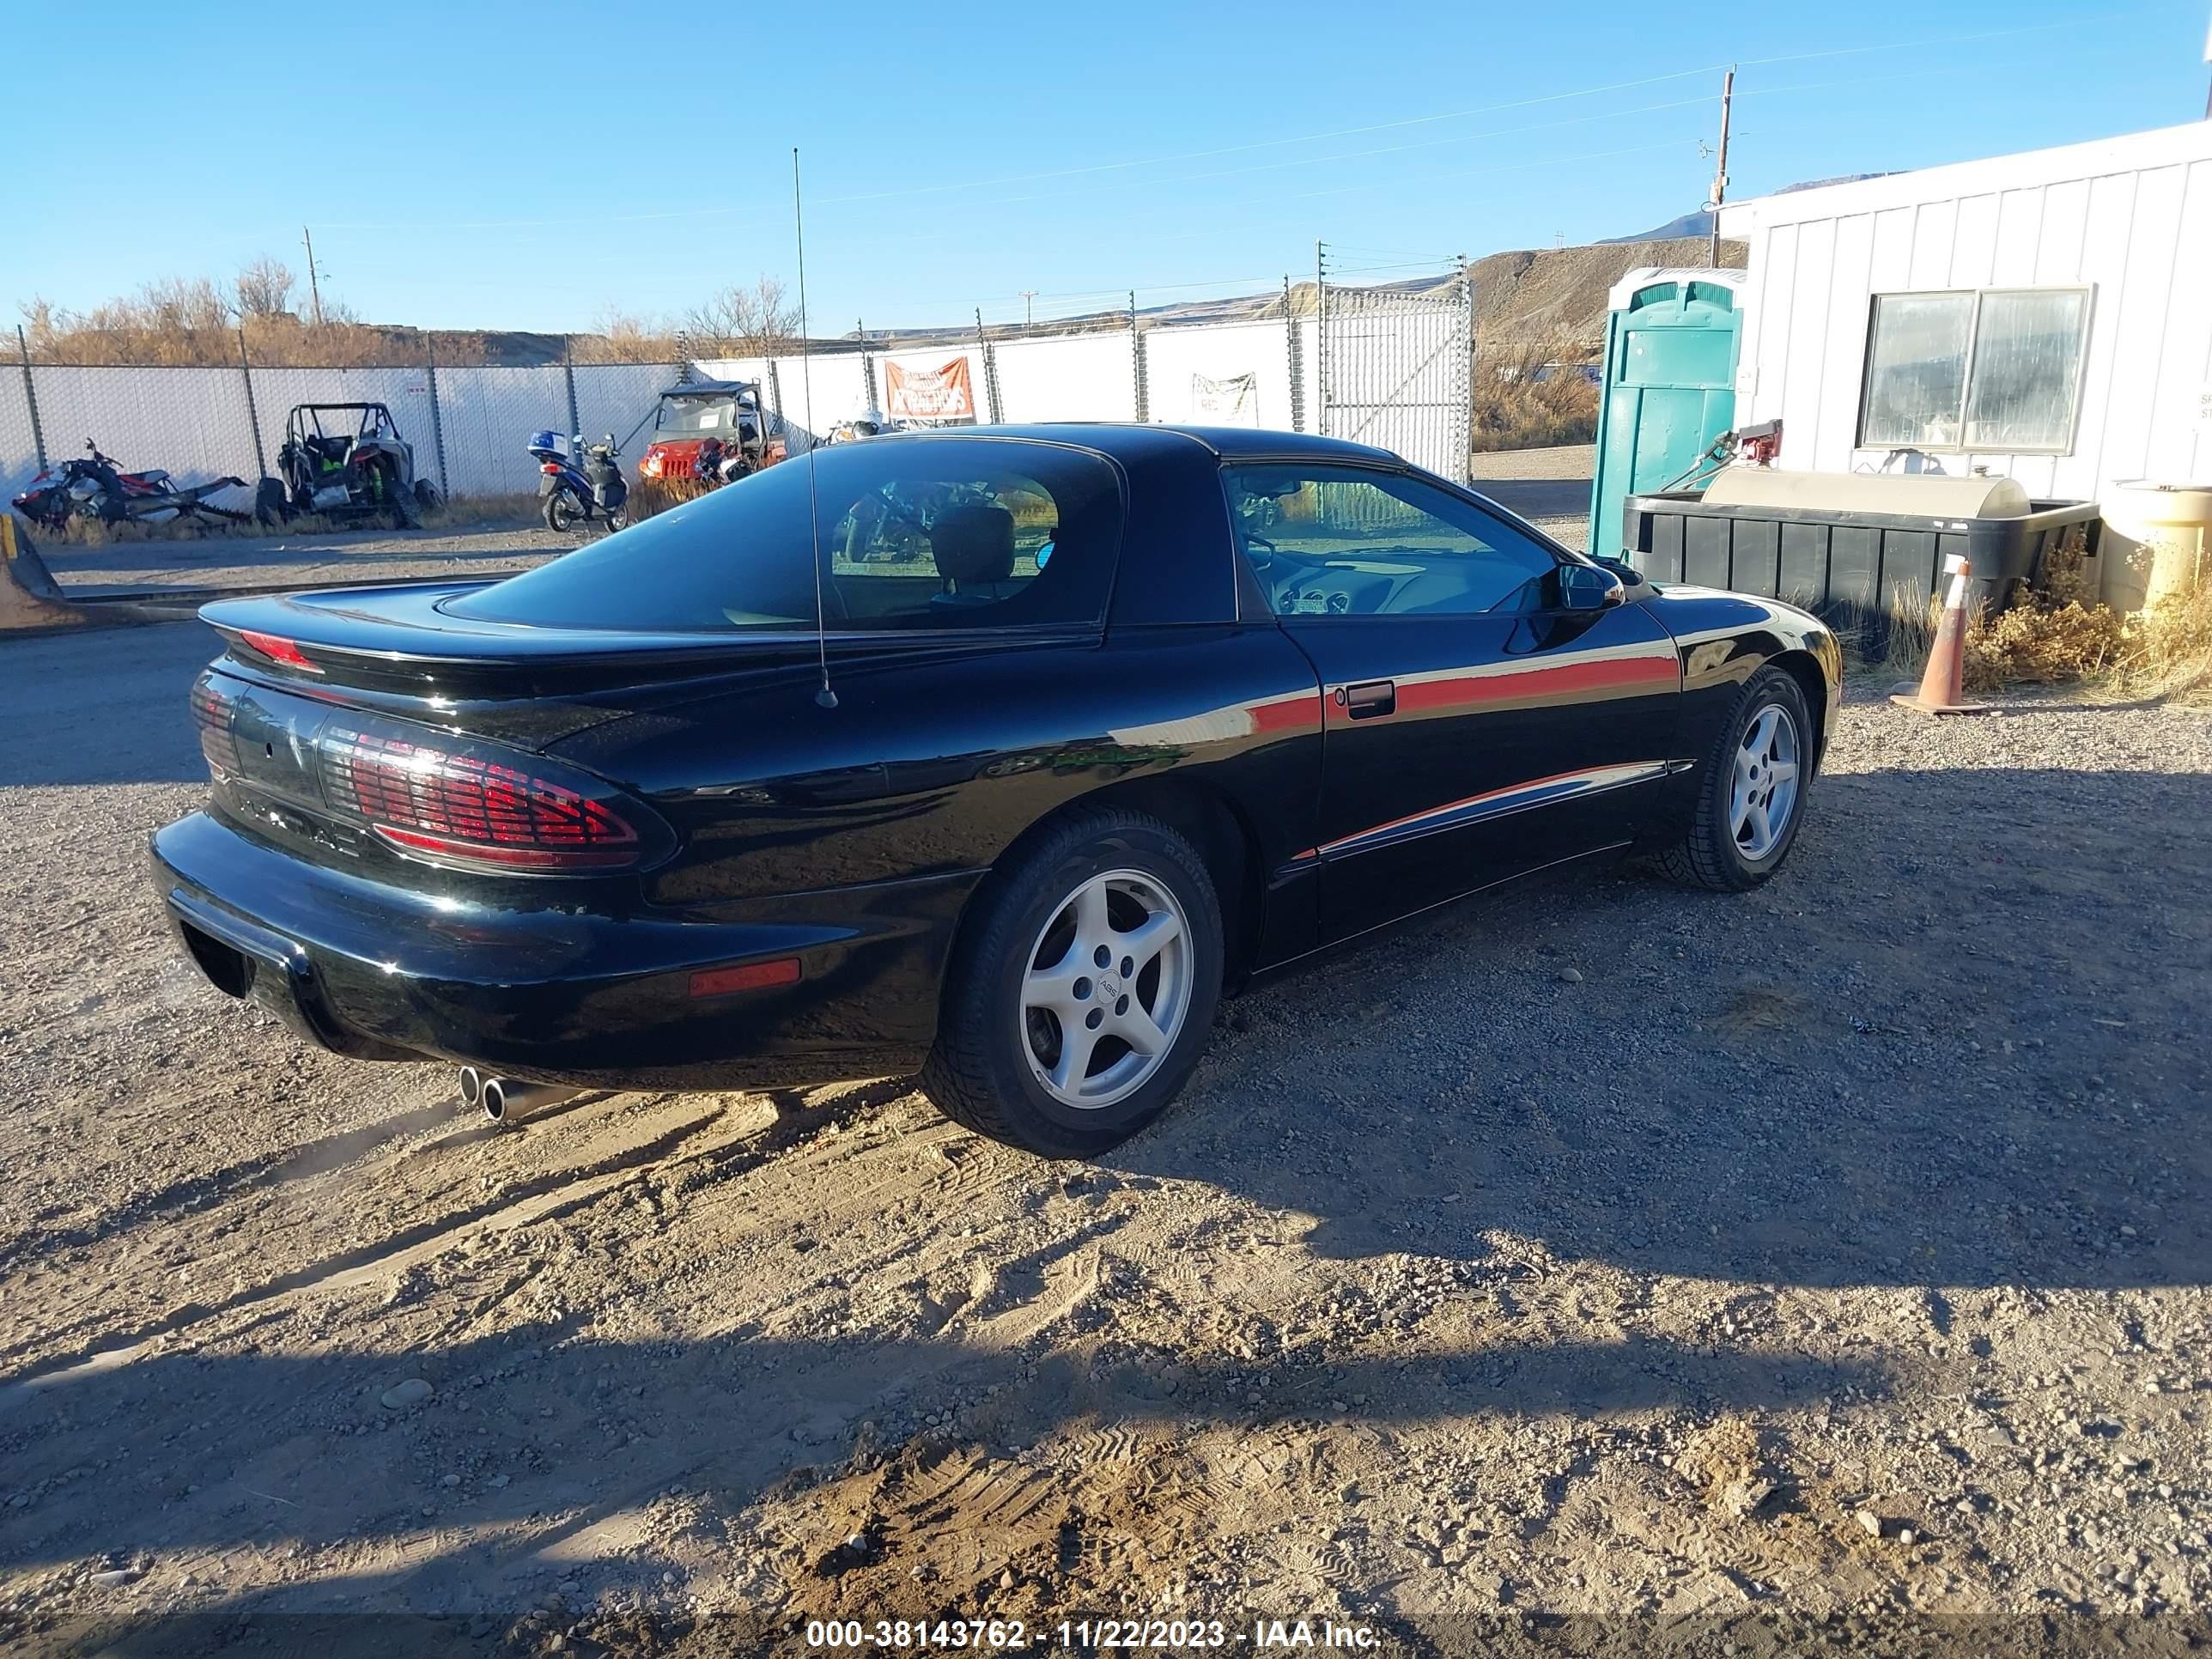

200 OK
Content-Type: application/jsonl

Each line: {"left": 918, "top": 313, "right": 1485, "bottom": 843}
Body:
{"left": 8, "top": 0, "right": 2208, "bottom": 334}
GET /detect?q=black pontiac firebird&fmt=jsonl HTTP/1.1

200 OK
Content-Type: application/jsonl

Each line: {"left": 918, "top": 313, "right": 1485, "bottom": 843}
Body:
{"left": 154, "top": 426, "right": 1838, "bottom": 1155}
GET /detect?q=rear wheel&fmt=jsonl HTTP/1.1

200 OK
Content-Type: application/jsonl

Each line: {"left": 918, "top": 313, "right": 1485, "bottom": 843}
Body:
{"left": 253, "top": 477, "right": 289, "bottom": 526}
{"left": 921, "top": 808, "right": 1223, "bottom": 1157}
{"left": 543, "top": 489, "right": 578, "bottom": 533}
{"left": 1655, "top": 665, "right": 1813, "bottom": 891}
{"left": 412, "top": 479, "right": 441, "bottom": 516}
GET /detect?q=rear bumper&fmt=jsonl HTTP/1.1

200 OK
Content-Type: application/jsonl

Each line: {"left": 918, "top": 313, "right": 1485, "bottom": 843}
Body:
{"left": 149, "top": 809, "right": 971, "bottom": 1091}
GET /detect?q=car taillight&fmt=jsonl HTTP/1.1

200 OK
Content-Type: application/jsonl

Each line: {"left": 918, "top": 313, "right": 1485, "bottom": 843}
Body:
{"left": 238, "top": 629, "right": 323, "bottom": 675}
{"left": 191, "top": 678, "right": 238, "bottom": 776}
{"left": 319, "top": 726, "right": 645, "bottom": 873}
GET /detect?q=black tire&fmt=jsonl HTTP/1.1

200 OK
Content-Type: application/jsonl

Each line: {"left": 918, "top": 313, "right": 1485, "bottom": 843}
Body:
{"left": 543, "top": 489, "right": 577, "bottom": 533}
{"left": 413, "top": 479, "right": 441, "bottom": 515}
{"left": 252, "top": 477, "right": 289, "bottom": 526}
{"left": 921, "top": 808, "right": 1224, "bottom": 1158}
{"left": 1655, "top": 664, "right": 1814, "bottom": 892}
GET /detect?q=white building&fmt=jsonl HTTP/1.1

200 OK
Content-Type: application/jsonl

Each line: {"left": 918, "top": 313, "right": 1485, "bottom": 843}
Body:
{"left": 1717, "top": 120, "right": 2212, "bottom": 502}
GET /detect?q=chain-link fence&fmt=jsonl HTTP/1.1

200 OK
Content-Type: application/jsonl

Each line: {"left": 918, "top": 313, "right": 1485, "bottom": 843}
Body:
{"left": 3, "top": 268, "right": 1475, "bottom": 509}
{"left": 0, "top": 340, "right": 687, "bottom": 512}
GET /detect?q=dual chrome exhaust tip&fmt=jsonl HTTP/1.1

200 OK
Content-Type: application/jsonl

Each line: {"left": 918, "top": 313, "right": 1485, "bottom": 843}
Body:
{"left": 457, "top": 1065, "right": 580, "bottom": 1126}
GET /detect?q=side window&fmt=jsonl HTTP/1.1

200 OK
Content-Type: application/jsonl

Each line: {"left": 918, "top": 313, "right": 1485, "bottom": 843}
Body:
{"left": 449, "top": 439, "right": 1121, "bottom": 635}
{"left": 1224, "top": 464, "right": 1559, "bottom": 618}
{"left": 828, "top": 472, "right": 1064, "bottom": 623}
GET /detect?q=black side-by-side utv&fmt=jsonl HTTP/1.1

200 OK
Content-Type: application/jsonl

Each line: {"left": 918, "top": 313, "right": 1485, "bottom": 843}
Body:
{"left": 258, "top": 404, "right": 441, "bottom": 527}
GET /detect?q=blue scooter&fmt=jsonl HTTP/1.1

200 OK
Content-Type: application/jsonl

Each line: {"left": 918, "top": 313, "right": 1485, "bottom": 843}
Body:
{"left": 529, "top": 430, "right": 629, "bottom": 533}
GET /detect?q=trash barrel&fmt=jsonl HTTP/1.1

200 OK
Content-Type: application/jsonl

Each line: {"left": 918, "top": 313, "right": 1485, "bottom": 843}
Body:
{"left": 2100, "top": 480, "right": 2211, "bottom": 612}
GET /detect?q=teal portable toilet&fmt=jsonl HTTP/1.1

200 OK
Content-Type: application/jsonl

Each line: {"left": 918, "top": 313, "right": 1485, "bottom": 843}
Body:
{"left": 1587, "top": 267, "right": 1746, "bottom": 559}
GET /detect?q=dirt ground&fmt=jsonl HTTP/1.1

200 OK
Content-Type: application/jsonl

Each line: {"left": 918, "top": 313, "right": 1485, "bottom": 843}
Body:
{"left": 3, "top": 574, "right": 2212, "bottom": 1655}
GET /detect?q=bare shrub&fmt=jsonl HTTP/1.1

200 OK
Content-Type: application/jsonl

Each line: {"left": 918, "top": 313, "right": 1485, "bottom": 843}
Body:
{"left": 1471, "top": 344, "right": 1598, "bottom": 453}
{"left": 682, "top": 277, "right": 802, "bottom": 356}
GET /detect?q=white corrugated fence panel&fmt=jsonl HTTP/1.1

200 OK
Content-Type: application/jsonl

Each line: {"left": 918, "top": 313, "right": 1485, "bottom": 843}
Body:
{"left": 431, "top": 367, "right": 571, "bottom": 498}
{"left": 573, "top": 363, "right": 683, "bottom": 457}
{"left": 19, "top": 367, "right": 261, "bottom": 509}
{"left": 992, "top": 333, "right": 1136, "bottom": 423}
{"left": 0, "top": 368, "right": 36, "bottom": 501}
{"left": 1144, "top": 320, "right": 1293, "bottom": 430}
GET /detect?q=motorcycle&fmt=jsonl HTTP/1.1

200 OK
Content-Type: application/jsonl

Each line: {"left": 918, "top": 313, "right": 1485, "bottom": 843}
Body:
{"left": 529, "top": 431, "right": 629, "bottom": 533}
{"left": 12, "top": 440, "right": 250, "bottom": 531}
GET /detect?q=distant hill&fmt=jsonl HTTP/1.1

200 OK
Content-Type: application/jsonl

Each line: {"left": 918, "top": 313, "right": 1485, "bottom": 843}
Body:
{"left": 1601, "top": 174, "right": 1896, "bottom": 245}
{"left": 1470, "top": 237, "right": 1745, "bottom": 351}
{"left": 1600, "top": 209, "right": 1715, "bottom": 245}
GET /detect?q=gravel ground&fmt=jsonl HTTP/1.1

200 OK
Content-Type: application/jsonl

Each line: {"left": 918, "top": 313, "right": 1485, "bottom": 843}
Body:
{"left": 1472, "top": 444, "right": 1591, "bottom": 550}
{"left": 2, "top": 617, "right": 2209, "bottom": 1657}
{"left": 37, "top": 521, "right": 569, "bottom": 599}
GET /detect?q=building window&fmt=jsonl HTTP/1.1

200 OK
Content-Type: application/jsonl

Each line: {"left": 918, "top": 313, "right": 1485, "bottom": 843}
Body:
{"left": 1859, "top": 287, "right": 2090, "bottom": 454}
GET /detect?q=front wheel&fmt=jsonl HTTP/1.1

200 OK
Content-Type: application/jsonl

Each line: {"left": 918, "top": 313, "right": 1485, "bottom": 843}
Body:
{"left": 542, "top": 489, "right": 578, "bottom": 533}
{"left": 1655, "top": 665, "right": 1814, "bottom": 891}
{"left": 921, "top": 808, "right": 1224, "bottom": 1157}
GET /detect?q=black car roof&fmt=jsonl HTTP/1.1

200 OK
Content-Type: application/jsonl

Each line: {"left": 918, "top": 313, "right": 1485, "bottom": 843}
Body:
{"left": 872, "top": 423, "right": 1402, "bottom": 466}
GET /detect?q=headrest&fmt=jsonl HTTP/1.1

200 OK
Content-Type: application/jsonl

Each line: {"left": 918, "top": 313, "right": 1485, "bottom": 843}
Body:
{"left": 931, "top": 501, "right": 1017, "bottom": 586}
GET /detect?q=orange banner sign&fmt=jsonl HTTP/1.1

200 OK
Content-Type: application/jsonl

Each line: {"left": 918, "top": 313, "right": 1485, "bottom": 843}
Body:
{"left": 884, "top": 356, "right": 976, "bottom": 422}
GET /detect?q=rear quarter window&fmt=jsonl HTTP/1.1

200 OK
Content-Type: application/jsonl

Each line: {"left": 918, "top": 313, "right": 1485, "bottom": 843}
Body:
{"left": 449, "top": 438, "right": 1123, "bottom": 633}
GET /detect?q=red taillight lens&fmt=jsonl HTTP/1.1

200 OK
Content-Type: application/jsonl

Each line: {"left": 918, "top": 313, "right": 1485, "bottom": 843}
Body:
{"left": 540, "top": 461, "right": 563, "bottom": 475}
{"left": 319, "top": 726, "right": 641, "bottom": 873}
{"left": 191, "top": 679, "right": 238, "bottom": 775}
{"left": 238, "top": 629, "right": 323, "bottom": 675}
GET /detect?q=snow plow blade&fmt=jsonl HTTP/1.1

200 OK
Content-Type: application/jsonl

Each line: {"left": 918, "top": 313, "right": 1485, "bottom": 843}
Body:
{"left": 1, "top": 514, "right": 104, "bottom": 631}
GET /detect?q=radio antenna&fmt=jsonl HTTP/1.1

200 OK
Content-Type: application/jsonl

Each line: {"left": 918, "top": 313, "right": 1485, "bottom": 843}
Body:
{"left": 793, "top": 147, "right": 836, "bottom": 710}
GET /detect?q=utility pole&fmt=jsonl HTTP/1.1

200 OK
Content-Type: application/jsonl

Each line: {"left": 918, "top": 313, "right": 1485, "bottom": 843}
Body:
{"left": 301, "top": 225, "right": 324, "bottom": 326}
{"left": 1708, "top": 67, "right": 1735, "bottom": 267}
{"left": 1019, "top": 290, "right": 1037, "bottom": 334}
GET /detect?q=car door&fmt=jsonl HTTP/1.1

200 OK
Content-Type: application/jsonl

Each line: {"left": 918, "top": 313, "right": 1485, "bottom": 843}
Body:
{"left": 1226, "top": 461, "right": 1682, "bottom": 943}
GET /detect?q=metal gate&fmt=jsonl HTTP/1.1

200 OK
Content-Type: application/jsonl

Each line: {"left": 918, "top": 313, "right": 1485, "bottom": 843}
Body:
{"left": 1316, "top": 272, "right": 1473, "bottom": 483}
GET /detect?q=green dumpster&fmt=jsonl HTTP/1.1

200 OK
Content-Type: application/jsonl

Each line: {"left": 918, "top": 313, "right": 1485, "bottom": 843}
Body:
{"left": 1587, "top": 268, "right": 1746, "bottom": 558}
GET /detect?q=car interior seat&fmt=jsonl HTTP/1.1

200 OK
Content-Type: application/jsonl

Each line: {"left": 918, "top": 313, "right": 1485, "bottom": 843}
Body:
{"left": 929, "top": 501, "right": 1019, "bottom": 606}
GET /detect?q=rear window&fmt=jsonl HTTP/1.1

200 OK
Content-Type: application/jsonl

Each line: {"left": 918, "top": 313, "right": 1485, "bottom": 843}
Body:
{"left": 448, "top": 438, "right": 1123, "bottom": 633}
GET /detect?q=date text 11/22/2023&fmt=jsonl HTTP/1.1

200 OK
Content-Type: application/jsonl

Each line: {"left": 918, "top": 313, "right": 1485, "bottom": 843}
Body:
{"left": 802, "top": 1617, "right": 1382, "bottom": 1649}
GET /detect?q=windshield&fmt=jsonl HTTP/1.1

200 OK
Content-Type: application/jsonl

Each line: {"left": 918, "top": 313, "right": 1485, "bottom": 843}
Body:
{"left": 656, "top": 393, "right": 743, "bottom": 435}
{"left": 447, "top": 437, "right": 1123, "bottom": 633}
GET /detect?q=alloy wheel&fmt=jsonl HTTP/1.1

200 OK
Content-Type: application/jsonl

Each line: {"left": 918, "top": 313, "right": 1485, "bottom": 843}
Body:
{"left": 1020, "top": 869, "right": 1192, "bottom": 1109}
{"left": 1730, "top": 702, "right": 1801, "bottom": 860}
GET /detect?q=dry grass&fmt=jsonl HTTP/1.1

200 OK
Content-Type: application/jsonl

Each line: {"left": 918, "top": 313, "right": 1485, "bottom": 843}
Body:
{"left": 1471, "top": 344, "right": 1599, "bottom": 453}
{"left": 1878, "top": 533, "right": 2210, "bottom": 702}
{"left": 625, "top": 477, "right": 702, "bottom": 523}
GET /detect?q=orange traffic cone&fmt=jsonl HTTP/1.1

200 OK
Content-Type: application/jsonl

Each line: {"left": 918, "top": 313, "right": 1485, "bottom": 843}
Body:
{"left": 1892, "top": 553, "right": 1992, "bottom": 717}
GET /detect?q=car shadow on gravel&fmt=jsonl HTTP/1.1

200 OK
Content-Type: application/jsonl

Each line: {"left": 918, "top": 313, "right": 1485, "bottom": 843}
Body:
{"left": 0, "top": 1321, "right": 1881, "bottom": 1604}
{"left": 1121, "top": 762, "right": 2212, "bottom": 1293}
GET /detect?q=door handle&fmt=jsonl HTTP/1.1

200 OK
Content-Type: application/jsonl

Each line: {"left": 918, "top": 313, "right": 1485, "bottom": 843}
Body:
{"left": 1343, "top": 679, "right": 1396, "bottom": 719}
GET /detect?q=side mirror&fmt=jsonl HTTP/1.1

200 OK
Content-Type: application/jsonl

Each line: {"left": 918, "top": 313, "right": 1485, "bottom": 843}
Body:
{"left": 1555, "top": 562, "right": 1627, "bottom": 611}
